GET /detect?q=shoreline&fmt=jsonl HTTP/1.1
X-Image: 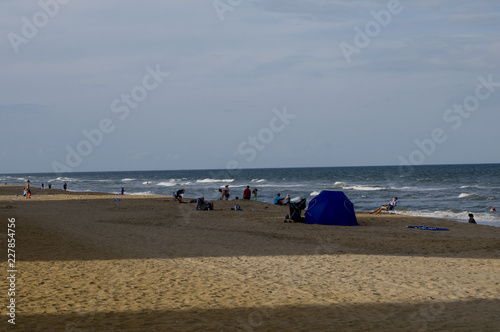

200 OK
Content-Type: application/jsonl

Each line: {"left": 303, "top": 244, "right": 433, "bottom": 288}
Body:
{"left": 1, "top": 187, "right": 499, "bottom": 330}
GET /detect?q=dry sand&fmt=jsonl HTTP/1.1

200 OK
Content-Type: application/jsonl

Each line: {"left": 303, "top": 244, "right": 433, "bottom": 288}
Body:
{"left": 1, "top": 185, "right": 499, "bottom": 331}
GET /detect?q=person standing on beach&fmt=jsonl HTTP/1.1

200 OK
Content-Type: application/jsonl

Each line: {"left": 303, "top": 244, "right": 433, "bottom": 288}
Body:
{"left": 243, "top": 186, "right": 251, "bottom": 200}
{"left": 63, "top": 182, "right": 67, "bottom": 190}
{"left": 222, "top": 185, "right": 230, "bottom": 200}
{"left": 252, "top": 188, "right": 258, "bottom": 200}
{"left": 121, "top": 187, "right": 125, "bottom": 195}
{"left": 25, "top": 180, "right": 31, "bottom": 198}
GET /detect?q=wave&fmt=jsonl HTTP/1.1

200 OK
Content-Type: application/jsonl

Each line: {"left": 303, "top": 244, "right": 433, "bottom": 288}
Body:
{"left": 196, "top": 179, "right": 235, "bottom": 183}
{"left": 251, "top": 179, "right": 267, "bottom": 183}
{"left": 458, "top": 193, "right": 475, "bottom": 198}
{"left": 127, "top": 191, "right": 155, "bottom": 196}
{"left": 47, "top": 177, "right": 79, "bottom": 182}
{"left": 157, "top": 181, "right": 177, "bottom": 187}
{"left": 7, "top": 176, "right": 28, "bottom": 181}
{"left": 331, "top": 182, "right": 384, "bottom": 191}
{"left": 310, "top": 191, "right": 321, "bottom": 196}
{"left": 121, "top": 178, "right": 136, "bottom": 182}
{"left": 157, "top": 180, "right": 192, "bottom": 187}
{"left": 401, "top": 209, "right": 500, "bottom": 227}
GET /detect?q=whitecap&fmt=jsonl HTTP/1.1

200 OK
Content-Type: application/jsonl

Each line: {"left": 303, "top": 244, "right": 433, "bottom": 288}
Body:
{"left": 343, "top": 185, "right": 383, "bottom": 191}
{"left": 157, "top": 181, "right": 177, "bottom": 187}
{"left": 127, "top": 191, "right": 155, "bottom": 196}
{"left": 196, "top": 179, "right": 235, "bottom": 183}
{"left": 458, "top": 193, "right": 475, "bottom": 198}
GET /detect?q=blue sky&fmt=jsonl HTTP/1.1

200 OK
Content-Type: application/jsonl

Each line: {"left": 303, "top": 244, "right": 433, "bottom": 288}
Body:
{"left": 1, "top": 0, "right": 500, "bottom": 174}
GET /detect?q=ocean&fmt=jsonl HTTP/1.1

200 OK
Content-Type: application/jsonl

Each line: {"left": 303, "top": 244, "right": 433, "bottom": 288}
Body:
{"left": 2, "top": 164, "right": 499, "bottom": 227}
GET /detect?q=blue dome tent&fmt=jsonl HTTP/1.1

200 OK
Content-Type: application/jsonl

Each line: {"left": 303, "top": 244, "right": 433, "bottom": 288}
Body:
{"left": 304, "top": 191, "right": 358, "bottom": 226}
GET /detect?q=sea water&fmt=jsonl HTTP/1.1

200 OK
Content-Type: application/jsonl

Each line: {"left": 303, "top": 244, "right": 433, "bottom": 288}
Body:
{"left": 2, "top": 164, "right": 499, "bottom": 227}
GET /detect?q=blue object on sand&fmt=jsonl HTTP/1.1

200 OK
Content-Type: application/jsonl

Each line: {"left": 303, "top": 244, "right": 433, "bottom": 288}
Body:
{"left": 407, "top": 226, "right": 449, "bottom": 231}
{"left": 114, "top": 198, "right": 121, "bottom": 201}
{"left": 304, "top": 191, "right": 358, "bottom": 226}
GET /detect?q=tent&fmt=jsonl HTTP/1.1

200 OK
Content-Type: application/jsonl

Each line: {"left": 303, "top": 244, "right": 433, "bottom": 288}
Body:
{"left": 304, "top": 191, "right": 358, "bottom": 226}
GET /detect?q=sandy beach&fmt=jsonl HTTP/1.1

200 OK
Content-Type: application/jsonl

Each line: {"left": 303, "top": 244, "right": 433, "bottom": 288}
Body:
{"left": 1, "top": 185, "right": 499, "bottom": 331}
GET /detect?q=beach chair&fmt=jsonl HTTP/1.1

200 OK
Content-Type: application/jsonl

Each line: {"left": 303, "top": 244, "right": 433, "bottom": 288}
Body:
{"left": 382, "top": 199, "right": 398, "bottom": 214}
{"left": 284, "top": 198, "right": 307, "bottom": 222}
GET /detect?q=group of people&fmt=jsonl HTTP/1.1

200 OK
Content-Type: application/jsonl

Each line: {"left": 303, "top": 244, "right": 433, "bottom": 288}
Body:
{"left": 21, "top": 180, "right": 67, "bottom": 199}
{"left": 217, "top": 185, "right": 259, "bottom": 201}
{"left": 273, "top": 193, "right": 291, "bottom": 206}
{"left": 172, "top": 185, "right": 262, "bottom": 210}
{"left": 174, "top": 185, "right": 293, "bottom": 207}
{"left": 243, "top": 186, "right": 258, "bottom": 200}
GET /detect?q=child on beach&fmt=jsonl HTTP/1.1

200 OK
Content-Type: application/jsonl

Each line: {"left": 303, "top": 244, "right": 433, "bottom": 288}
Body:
{"left": 468, "top": 213, "right": 476, "bottom": 224}
{"left": 174, "top": 189, "right": 185, "bottom": 203}
{"left": 284, "top": 194, "right": 291, "bottom": 206}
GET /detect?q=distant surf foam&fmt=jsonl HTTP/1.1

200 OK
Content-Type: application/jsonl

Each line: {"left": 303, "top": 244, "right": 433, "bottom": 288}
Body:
{"left": 196, "top": 179, "right": 235, "bottom": 183}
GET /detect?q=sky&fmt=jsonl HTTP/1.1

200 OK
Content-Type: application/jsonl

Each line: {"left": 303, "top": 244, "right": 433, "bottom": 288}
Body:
{"left": 1, "top": 0, "right": 500, "bottom": 174}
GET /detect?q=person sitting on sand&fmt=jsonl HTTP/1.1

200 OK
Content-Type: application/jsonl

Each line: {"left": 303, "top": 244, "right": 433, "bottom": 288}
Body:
{"left": 196, "top": 196, "right": 213, "bottom": 211}
{"left": 174, "top": 189, "right": 185, "bottom": 203}
{"left": 274, "top": 193, "right": 284, "bottom": 205}
{"left": 243, "top": 186, "right": 251, "bottom": 200}
{"left": 370, "top": 197, "right": 398, "bottom": 214}
{"left": 283, "top": 194, "right": 291, "bottom": 206}
{"left": 468, "top": 213, "right": 476, "bottom": 224}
